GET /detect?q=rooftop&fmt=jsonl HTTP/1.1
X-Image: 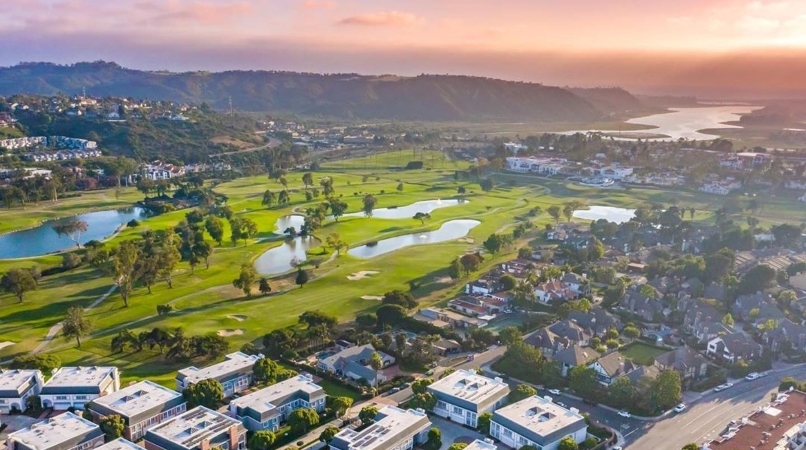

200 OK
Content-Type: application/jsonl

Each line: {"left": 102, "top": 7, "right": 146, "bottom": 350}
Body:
{"left": 230, "top": 374, "right": 323, "bottom": 415}
{"left": 43, "top": 367, "right": 116, "bottom": 389}
{"left": 177, "top": 352, "right": 260, "bottom": 384}
{"left": 708, "top": 390, "right": 806, "bottom": 450}
{"left": 463, "top": 440, "right": 498, "bottom": 450}
{"left": 427, "top": 370, "right": 509, "bottom": 406}
{"left": 331, "top": 406, "right": 430, "bottom": 450}
{"left": 8, "top": 412, "right": 101, "bottom": 449}
{"left": 493, "top": 395, "right": 585, "bottom": 439}
{"left": 95, "top": 439, "right": 143, "bottom": 450}
{"left": 0, "top": 369, "right": 41, "bottom": 395}
{"left": 91, "top": 380, "right": 182, "bottom": 419}
{"left": 146, "top": 407, "right": 243, "bottom": 450}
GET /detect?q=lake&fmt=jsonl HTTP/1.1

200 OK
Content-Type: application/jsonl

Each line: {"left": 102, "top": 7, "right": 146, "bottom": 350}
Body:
{"left": 573, "top": 206, "right": 635, "bottom": 224}
{"left": 0, "top": 207, "right": 148, "bottom": 259}
{"left": 344, "top": 199, "right": 467, "bottom": 219}
{"left": 254, "top": 214, "right": 319, "bottom": 276}
{"left": 348, "top": 219, "right": 480, "bottom": 259}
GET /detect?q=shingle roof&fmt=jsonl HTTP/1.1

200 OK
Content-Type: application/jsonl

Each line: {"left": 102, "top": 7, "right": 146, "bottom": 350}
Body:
{"left": 553, "top": 345, "right": 599, "bottom": 367}
{"left": 594, "top": 351, "right": 638, "bottom": 377}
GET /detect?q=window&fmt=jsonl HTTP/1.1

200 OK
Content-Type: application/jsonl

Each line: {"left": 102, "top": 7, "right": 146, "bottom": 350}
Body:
{"left": 75, "top": 395, "right": 88, "bottom": 400}
{"left": 436, "top": 401, "right": 447, "bottom": 410}
{"left": 453, "top": 406, "right": 463, "bottom": 415}
{"left": 56, "top": 396, "right": 68, "bottom": 400}
{"left": 502, "top": 429, "right": 512, "bottom": 438}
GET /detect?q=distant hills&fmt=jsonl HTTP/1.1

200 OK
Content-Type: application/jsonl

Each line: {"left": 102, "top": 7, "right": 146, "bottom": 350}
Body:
{"left": 0, "top": 61, "right": 645, "bottom": 122}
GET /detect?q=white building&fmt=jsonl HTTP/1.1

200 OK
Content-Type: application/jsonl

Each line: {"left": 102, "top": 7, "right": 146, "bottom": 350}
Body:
{"left": 504, "top": 143, "right": 528, "bottom": 153}
{"left": 0, "top": 369, "right": 44, "bottom": 414}
{"left": 94, "top": 439, "right": 143, "bottom": 450}
{"left": 144, "top": 407, "right": 246, "bottom": 450}
{"left": 505, "top": 157, "right": 567, "bottom": 175}
{"left": 427, "top": 369, "right": 509, "bottom": 428}
{"left": 229, "top": 374, "right": 325, "bottom": 432}
{"left": 490, "top": 396, "right": 587, "bottom": 450}
{"left": 699, "top": 179, "right": 742, "bottom": 196}
{"left": 40, "top": 367, "right": 120, "bottom": 410}
{"left": 142, "top": 161, "right": 186, "bottom": 181}
{"left": 329, "top": 406, "right": 431, "bottom": 450}
{"left": 176, "top": 352, "right": 261, "bottom": 397}
{"left": 7, "top": 412, "right": 105, "bottom": 450}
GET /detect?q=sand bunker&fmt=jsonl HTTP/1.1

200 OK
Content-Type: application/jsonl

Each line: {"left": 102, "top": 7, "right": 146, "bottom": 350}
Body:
{"left": 434, "top": 276, "right": 454, "bottom": 284}
{"left": 347, "top": 271, "right": 380, "bottom": 281}
{"left": 227, "top": 315, "right": 247, "bottom": 322}
{"left": 457, "top": 237, "right": 476, "bottom": 243}
{"left": 0, "top": 341, "right": 15, "bottom": 350}
{"left": 217, "top": 329, "right": 245, "bottom": 337}
{"left": 361, "top": 295, "right": 383, "bottom": 301}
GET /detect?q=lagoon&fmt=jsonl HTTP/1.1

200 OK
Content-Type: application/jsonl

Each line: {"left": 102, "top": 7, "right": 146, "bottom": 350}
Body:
{"left": 348, "top": 219, "right": 480, "bottom": 259}
{"left": 344, "top": 199, "right": 467, "bottom": 219}
{"left": 573, "top": 206, "right": 635, "bottom": 224}
{"left": 254, "top": 215, "right": 318, "bottom": 276}
{"left": 0, "top": 207, "right": 148, "bottom": 259}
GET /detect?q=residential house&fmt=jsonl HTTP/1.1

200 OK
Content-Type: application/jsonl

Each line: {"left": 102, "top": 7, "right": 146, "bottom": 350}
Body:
{"left": 40, "top": 366, "right": 120, "bottom": 410}
{"left": 525, "top": 320, "right": 590, "bottom": 357}
{"left": 490, "top": 396, "right": 588, "bottom": 450}
{"left": 554, "top": 345, "right": 599, "bottom": 377}
{"left": 567, "top": 307, "right": 621, "bottom": 337}
{"left": 732, "top": 292, "right": 785, "bottom": 325}
{"left": 448, "top": 296, "right": 505, "bottom": 317}
{"left": 0, "top": 369, "right": 44, "bottom": 414}
{"left": 699, "top": 179, "right": 742, "bottom": 195}
{"left": 431, "top": 339, "right": 462, "bottom": 356}
{"left": 229, "top": 374, "right": 325, "bottom": 432}
{"left": 534, "top": 280, "right": 579, "bottom": 303}
{"left": 619, "top": 285, "right": 664, "bottom": 322}
{"left": 329, "top": 406, "right": 431, "bottom": 450}
{"left": 706, "top": 332, "right": 763, "bottom": 363}
{"left": 86, "top": 380, "right": 187, "bottom": 441}
{"left": 654, "top": 346, "right": 710, "bottom": 384}
{"left": 144, "top": 407, "right": 246, "bottom": 450}
{"left": 682, "top": 299, "right": 733, "bottom": 343}
{"left": 414, "top": 307, "right": 487, "bottom": 329}
{"left": 317, "top": 344, "right": 395, "bottom": 386}
{"left": 466, "top": 279, "right": 496, "bottom": 296}
{"left": 7, "top": 412, "right": 105, "bottom": 450}
{"left": 561, "top": 273, "right": 591, "bottom": 296}
{"left": 428, "top": 370, "right": 510, "bottom": 428}
{"left": 588, "top": 352, "right": 639, "bottom": 386}
{"left": 176, "top": 352, "right": 261, "bottom": 397}
{"left": 762, "top": 319, "right": 806, "bottom": 354}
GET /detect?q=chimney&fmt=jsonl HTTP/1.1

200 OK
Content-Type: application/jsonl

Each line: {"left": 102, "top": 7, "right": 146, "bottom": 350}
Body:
{"left": 200, "top": 439, "right": 210, "bottom": 450}
{"left": 228, "top": 426, "right": 240, "bottom": 450}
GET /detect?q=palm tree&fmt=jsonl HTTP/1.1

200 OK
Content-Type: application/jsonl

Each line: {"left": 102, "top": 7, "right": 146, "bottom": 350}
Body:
{"left": 368, "top": 352, "right": 383, "bottom": 390}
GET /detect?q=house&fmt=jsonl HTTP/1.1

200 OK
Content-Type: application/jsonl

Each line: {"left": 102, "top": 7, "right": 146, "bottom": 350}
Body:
{"left": 428, "top": 370, "right": 510, "bottom": 428}
{"left": 466, "top": 279, "right": 496, "bottom": 296}
{"left": 567, "top": 307, "right": 621, "bottom": 337}
{"left": 553, "top": 345, "right": 599, "bottom": 377}
{"left": 534, "top": 280, "right": 579, "bottom": 303}
{"left": 0, "top": 369, "right": 44, "bottom": 414}
{"left": 229, "top": 374, "right": 325, "bottom": 432}
{"left": 329, "top": 406, "right": 431, "bottom": 450}
{"left": 561, "top": 273, "right": 591, "bottom": 296}
{"left": 762, "top": 319, "right": 806, "bottom": 354}
{"left": 414, "top": 307, "right": 487, "bottom": 329}
{"left": 732, "top": 292, "right": 785, "bottom": 325}
{"left": 448, "top": 296, "right": 504, "bottom": 317}
{"left": 654, "top": 346, "right": 710, "bottom": 383}
{"left": 144, "top": 407, "right": 246, "bottom": 450}
{"left": 176, "top": 352, "right": 261, "bottom": 397}
{"left": 588, "top": 352, "right": 639, "bottom": 386}
{"left": 7, "top": 412, "right": 105, "bottom": 450}
{"left": 525, "top": 321, "right": 590, "bottom": 356}
{"left": 86, "top": 380, "right": 187, "bottom": 441}
{"left": 40, "top": 366, "right": 120, "bottom": 410}
{"left": 462, "top": 440, "right": 497, "bottom": 450}
{"left": 618, "top": 285, "right": 664, "bottom": 322}
{"left": 431, "top": 338, "right": 462, "bottom": 356}
{"left": 682, "top": 300, "right": 732, "bottom": 343}
{"left": 490, "top": 396, "right": 587, "bottom": 450}
{"left": 317, "top": 344, "right": 395, "bottom": 386}
{"left": 699, "top": 179, "right": 742, "bottom": 195}
{"left": 706, "top": 332, "right": 763, "bottom": 363}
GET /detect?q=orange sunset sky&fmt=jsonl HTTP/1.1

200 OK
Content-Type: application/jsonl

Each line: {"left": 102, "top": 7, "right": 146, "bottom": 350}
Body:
{"left": 3, "top": 0, "right": 806, "bottom": 97}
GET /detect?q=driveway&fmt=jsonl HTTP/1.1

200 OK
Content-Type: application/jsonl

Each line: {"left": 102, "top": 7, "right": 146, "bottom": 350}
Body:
{"left": 0, "top": 414, "right": 42, "bottom": 444}
{"left": 428, "top": 416, "right": 494, "bottom": 448}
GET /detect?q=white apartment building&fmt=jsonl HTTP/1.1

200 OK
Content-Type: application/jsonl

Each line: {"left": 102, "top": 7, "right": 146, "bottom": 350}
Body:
{"left": 229, "top": 374, "right": 326, "bottom": 432}
{"left": 490, "top": 396, "right": 587, "bottom": 450}
{"left": 7, "top": 412, "right": 105, "bottom": 450}
{"left": 427, "top": 369, "right": 509, "bottom": 428}
{"left": 40, "top": 367, "right": 120, "bottom": 410}
{"left": 0, "top": 369, "right": 44, "bottom": 414}
{"left": 176, "top": 352, "right": 261, "bottom": 397}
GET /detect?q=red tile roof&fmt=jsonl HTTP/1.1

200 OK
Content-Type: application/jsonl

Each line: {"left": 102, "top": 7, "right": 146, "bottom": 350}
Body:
{"left": 708, "top": 390, "right": 806, "bottom": 449}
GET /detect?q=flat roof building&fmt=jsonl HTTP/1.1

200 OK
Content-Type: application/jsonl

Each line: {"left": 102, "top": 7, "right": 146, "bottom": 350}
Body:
{"left": 463, "top": 440, "right": 498, "bottom": 450}
{"left": 7, "top": 412, "right": 105, "bottom": 450}
{"left": 41, "top": 367, "right": 120, "bottom": 410}
{"left": 95, "top": 439, "right": 143, "bottom": 450}
{"left": 144, "top": 407, "right": 246, "bottom": 450}
{"left": 176, "top": 352, "right": 260, "bottom": 397}
{"left": 229, "top": 374, "right": 325, "bottom": 432}
{"left": 0, "top": 369, "right": 44, "bottom": 414}
{"left": 707, "top": 390, "right": 806, "bottom": 449}
{"left": 87, "top": 380, "right": 187, "bottom": 441}
{"left": 330, "top": 406, "right": 431, "bottom": 450}
{"left": 427, "top": 369, "right": 510, "bottom": 428}
{"left": 491, "top": 396, "right": 587, "bottom": 450}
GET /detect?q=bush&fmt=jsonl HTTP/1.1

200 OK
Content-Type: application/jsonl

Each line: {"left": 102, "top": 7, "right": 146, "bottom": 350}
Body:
{"left": 127, "top": 219, "right": 140, "bottom": 228}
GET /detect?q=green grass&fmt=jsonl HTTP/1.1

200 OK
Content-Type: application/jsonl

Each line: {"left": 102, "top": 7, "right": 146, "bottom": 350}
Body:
{"left": 620, "top": 341, "right": 668, "bottom": 366}
{"left": 314, "top": 379, "right": 363, "bottom": 401}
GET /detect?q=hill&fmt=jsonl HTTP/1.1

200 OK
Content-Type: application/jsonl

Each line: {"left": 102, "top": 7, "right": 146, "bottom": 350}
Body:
{"left": 0, "top": 62, "right": 643, "bottom": 122}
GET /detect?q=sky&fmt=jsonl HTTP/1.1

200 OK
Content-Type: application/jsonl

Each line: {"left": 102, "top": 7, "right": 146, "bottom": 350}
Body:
{"left": 3, "top": 0, "right": 806, "bottom": 97}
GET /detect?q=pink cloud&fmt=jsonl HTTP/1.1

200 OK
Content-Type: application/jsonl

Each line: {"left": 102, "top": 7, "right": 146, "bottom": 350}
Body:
{"left": 301, "top": 0, "right": 335, "bottom": 9}
{"left": 338, "top": 11, "right": 421, "bottom": 27}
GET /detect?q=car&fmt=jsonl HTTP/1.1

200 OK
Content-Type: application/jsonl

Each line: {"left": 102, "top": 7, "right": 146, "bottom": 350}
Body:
{"left": 618, "top": 411, "right": 631, "bottom": 418}
{"left": 745, "top": 372, "right": 759, "bottom": 381}
{"left": 674, "top": 403, "right": 686, "bottom": 413}
{"left": 389, "top": 387, "right": 401, "bottom": 394}
{"left": 759, "top": 371, "right": 770, "bottom": 378}
{"left": 612, "top": 447, "right": 623, "bottom": 450}
{"left": 548, "top": 389, "right": 562, "bottom": 395}
{"left": 714, "top": 382, "right": 734, "bottom": 392}
{"left": 556, "top": 402, "right": 567, "bottom": 408}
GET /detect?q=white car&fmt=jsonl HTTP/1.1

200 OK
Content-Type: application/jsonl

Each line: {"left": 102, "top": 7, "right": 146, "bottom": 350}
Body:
{"left": 745, "top": 372, "right": 759, "bottom": 381}
{"left": 674, "top": 403, "right": 686, "bottom": 413}
{"left": 714, "top": 382, "right": 734, "bottom": 392}
{"left": 611, "top": 447, "right": 623, "bottom": 450}
{"left": 618, "top": 410, "right": 631, "bottom": 418}
{"left": 548, "top": 389, "right": 562, "bottom": 395}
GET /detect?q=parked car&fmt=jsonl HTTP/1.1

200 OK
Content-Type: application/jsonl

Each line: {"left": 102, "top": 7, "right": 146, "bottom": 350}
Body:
{"left": 618, "top": 411, "right": 631, "bottom": 418}
{"left": 745, "top": 372, "right": 759, "bottom": 381}
{"left": 674, "top": 403, "right": 686, "bottom": 413}
{"left": 548, "top": 389, "right": 562, "bottom": 395}
{"left": 556, "top": 402, "right": 567, "bottom": 408}
{"left": 714, "top": 382, "right": 734, "bottom": 392}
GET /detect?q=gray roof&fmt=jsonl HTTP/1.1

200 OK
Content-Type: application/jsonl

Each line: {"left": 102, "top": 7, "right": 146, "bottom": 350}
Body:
{"left": 330, "top": 406, "right": 431, "bottom": 450}
{"left": 625, "top": 365, "right": 661, "bottom": 385}
{"left": 8, "top": 412, "right": 103, "bottom": 450}
{"left": 567, "top": 307, "right": 620, "bottom": 335}
{"left": 176, "top": 352, "right": 260, "bottom": 385}
{"left": 88, "top": 380, "right": 185, "bottom": 425}
{"left": 654, "top": 346, "right": 708, "bottom": 372}
{"left": 230, "top": 374, "right": 325, "bottom": 423}
{"left": 95, "top": 439, "right": 143, "bottom": 450}
{"left": 145, "top": 407, "right": 245, "bottom": 450}
{"left": 715, "top": 332, "right": 763, "bottom": 357}
{"left": 554, "top": 345, "right": 599, "bottom": 367}
{"left": 41, "top": 367, "right": 117, "bottom": 396}
{"left": 0, "top": 369, "right": 41, "bottom": 398}
{"left": 427, "top": 370, "right": 509, "bottom": 413}
{"left": 593, "top": 351, "right": 638, "bottom": 377}
{"left": 491, "top": 396, "right": 586, "bottom": 446}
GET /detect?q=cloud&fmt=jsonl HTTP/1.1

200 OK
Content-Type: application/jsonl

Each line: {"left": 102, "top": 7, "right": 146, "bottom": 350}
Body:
{"left": 301, "top": 0, "right": 335, "bottom": 9}
{"left": 338, "top": 11, "right": 421, "bottom": 27}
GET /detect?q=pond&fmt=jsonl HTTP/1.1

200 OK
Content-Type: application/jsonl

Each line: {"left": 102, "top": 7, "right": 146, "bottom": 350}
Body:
{"left": 573, "top": 206, "right": 636, "bottom": 224}
{"left": 348, "top": 219, "right": 480, "bottom": 259}
{"left": 344, "top": 198, "right": 467, "bottom": 219}
{"left": 254, "top": 215, "right": 320, "bottom": 276}
{"left": 0, "top": 207, "right": 148, "bottom": 259}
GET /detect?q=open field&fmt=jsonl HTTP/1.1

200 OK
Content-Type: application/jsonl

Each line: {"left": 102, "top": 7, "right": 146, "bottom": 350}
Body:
{"left": 2, "top": 150, "right": 806, "bottom": 386}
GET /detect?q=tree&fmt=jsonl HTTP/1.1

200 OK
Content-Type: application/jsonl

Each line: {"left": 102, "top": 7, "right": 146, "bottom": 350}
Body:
{"left": 499, "top": 326, "right": 523, "bottom": 345}
{"left": 113, "top": 241, "right": 138, "bottom": 307}
{"left": 477, "top": 411, "right": 493, "bottom": 434}
{"left": 328, "top": 198, "right": 348, "bottom": 221}
{"left": 249, "top": 431, "right": 276, "bottom": 450}
{"left": 510, "top": 384, "right": 537, "bottom": 403}
{"left": 299, "top": 310, "right": 338, "bottom": 329}
{"left": 652, "top": 370, "right": 682, "bottom": 411}
{"left": 424, "top": 428, "right": 442, "bottom": 450}
{"left": 460, "top": 253, "right": 482, "bottom": 275}
{"left": 278, "top": 190, "right": 290, "bottom": 205}
{"left": 363, "top": 194, "right": 377, "bottom": 217}
{"left": 479, "top": 178, "right": 493, "bottom": 192}
{"left": 62, "top": 306, "right": 92, "bottom": 347}
{"left": 302, "top": 172, "right": 314, "bottom": 189}
{"left": 1, "top": 268, "right": 37, "bottom": 303}
{"left": 183, "top": 379, "right": 224, "bottom": 408}
{"left": 608, "top": 376, "right": 636, "bottom": 409}
{"left": 99, "top": 415, "right": 125, "bottom": 441}
{"left": 772, "top": 223, "right": 802, "bottom": 247}
{"left": 681, "top": 444, "right": 700, "bottom": 450}
{"left": 499, "top": 274, "right": 517, "bottom": 291}
{"left": 192, "top": 241, "right": 213, "bottom": 269}
{"left": 369, "top": 351, "right": 383, "bottom": 389}
{"left": 705, "top": 248, "right": 735, "bottom": 283}
{"left": 562, "top": 205, "right": 574, "bottom": 222}
{"left": 205, "top": 216, "right": 225, "bottom": 245}
{"left": 779, "top": 289, "right": 798, "bottom": 308}
{"left": 296, "top": 268, "right": 309, "bottom": 288}
{"left": 259, "top": 278, "right": 271, "bottom": 295}
{"left": 263, "top": 329, "right": 298, "bottom": 358}
{"left": 233, "top": 263, "right": 257, "bottom": 297}
{"left": 318, "top": 427, "right": 339, "bottom": 444}
{"left": 411, "top": 378, "right": 433, "bottom": 394}
{"left": 547, "top": 205, "right": 561, "bottom": 225}
{"left": 483, "top": 234, "right": 504, "bottom": 254}
{"left": 359, "top": 405, "right": 379, "bottom": 425}
{"left": 261, "top": 190, "right": 276, "bottom": 208}
{"left": 448, "top": 444, "right": 468, "bottom": 450}
{"left": 397, "top": 182, "right": 404, "bottom": 192}
{"left": 10, "top": 354, "right": 61, "bottom": 372}
{"left": 325, "top": 233, "right": 348, "bottom": 255}
{"left": 53, "top": 219, "right": 89, "bottom": 248}
{"left": 413, "top": 212, "right": 431, "bottom": 225}
{"left": 623, "top": 325, "right": 641, "bottom": 339}
{"left": 457, "top": 186, "right": 467, "bottom": 195}
{"left": 287, "top": 407, "right": 320, "bottom": 434}
{"left": 331, "top": 396, "right": 354, "bottom": 417}
{"left": 253, "top": 357, "right": 281, "bottom": 384}
{"left": 738, "top": 264, "right": 776, "bottom": 295}
{"left": 448, "top": 257, "right": 462, "bottom": 280}
{"left": 376, "top": 304, "right": 407, "bottom": 326}
{"left": 722, "top": 313, "right": 734, "bottom": 327}
{"left": 382, "top": 290, "right": 418, "bottom": 309}
{"left": 558, "top": 437, "right": 579, "bottom": 450}
{"left": 569, "top": 365, "right": 599, "bottom": 399}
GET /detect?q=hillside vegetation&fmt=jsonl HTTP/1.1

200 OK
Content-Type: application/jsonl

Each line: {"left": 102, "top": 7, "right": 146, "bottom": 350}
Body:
{"left": 0, "top": 62, "right": 645, "bottom": 122}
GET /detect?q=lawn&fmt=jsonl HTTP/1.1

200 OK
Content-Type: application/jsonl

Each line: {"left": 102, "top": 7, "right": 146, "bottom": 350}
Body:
{"left": 620, "top": 341, "right": 668, "bottom": 366}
